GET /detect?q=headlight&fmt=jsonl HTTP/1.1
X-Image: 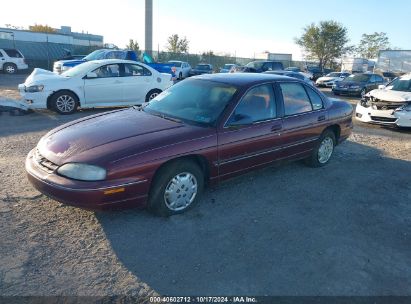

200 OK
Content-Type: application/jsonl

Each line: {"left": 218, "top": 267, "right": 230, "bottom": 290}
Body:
{"left": 57, "top": 163, "right": 106, "bottom": 181}
{"left": 25, "top": 85, "right": 44, "bottom": 92}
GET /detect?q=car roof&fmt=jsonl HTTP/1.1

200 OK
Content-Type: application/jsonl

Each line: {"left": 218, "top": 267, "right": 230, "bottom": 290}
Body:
{"left": 192, "top": 72, "right": 295, "bottom": 86}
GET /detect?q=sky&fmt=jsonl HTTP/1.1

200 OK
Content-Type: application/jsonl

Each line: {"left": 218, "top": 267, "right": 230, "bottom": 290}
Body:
{"left": 3, "top": 0, "right": 411, "bottom": 60}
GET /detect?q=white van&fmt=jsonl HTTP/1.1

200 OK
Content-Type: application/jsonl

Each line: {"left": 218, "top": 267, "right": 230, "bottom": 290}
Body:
{"left": 0, "top": 49, "right": 29, "bottom": 74}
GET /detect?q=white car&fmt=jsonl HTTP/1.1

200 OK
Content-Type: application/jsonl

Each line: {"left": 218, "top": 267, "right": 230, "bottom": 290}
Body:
{"left": 0, "top": 48, "right": 28, "bottom": 74}
{"left": 316, "top": 72, "right": 351, "bottom": 87}
{"left": 18, "top": 59, "right": 173, "bottom": 114}
{"left": 355, "top": 74, "right": 411, "bottom": 127}
{"left": 168, "top": 61, "right": 191, "bottom": 79}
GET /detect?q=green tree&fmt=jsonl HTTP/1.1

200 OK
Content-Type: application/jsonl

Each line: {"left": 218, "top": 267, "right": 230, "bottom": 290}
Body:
{"left": 295, "top": 20, "right": 351, "bottom": 70}
{"left": 356, "top": 32, "right": 390, "bottom": 59}
{"left": 165, "top": 34, "right": 189, "bottom": 53}
{"left": 28, "top": 24, "right": 56, "bottom": 33}
{"left": 125, "top": 39, "right": 141, "bottom": 56}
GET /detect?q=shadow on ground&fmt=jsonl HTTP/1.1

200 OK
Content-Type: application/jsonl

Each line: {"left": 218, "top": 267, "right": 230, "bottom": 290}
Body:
{"left": 96, "top": 141, "right": 411, "bottom": 295}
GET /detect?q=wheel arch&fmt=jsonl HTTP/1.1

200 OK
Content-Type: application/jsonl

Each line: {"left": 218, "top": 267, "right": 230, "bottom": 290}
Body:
{"left": 323, "top": 124, "right": 341, "bottom": 144}
{"left": 47, "top": 89, "right": 81, "bottom": 109}
{"left": 151, "top": 154, "right": 211, "bottom": 186}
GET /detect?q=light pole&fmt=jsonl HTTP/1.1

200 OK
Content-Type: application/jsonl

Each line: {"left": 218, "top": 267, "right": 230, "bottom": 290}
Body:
{"left": 145, "top": 0, "right": 153, "bottom": 55}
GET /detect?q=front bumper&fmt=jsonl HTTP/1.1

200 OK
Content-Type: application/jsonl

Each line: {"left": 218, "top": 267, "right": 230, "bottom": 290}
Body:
{"left": 25, "top": 149, "right": 149, "bottom": 209}
{"left": 332, "top": 87, "right": 362, "bottom": 96}
{"left": 18, "top": 84, "right": 50, "bottom": 109}
{"left": 355, "top": 103, "right": 399, "bottom": 125}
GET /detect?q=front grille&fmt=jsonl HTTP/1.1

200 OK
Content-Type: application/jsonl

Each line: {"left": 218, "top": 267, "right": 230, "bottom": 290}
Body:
{"left": 34, "top": 149, "right": 58, "bottom": 173}
{"left": 370, "top": 116, "right": 397, "bottom": 123}
{"left": 371, "top": 101, "right": 406, "bottom": 110}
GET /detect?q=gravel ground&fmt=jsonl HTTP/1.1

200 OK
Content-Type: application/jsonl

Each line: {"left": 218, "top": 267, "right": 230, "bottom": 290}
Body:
{"left": 1, "top": 75, "right": 411, "bottom": 297}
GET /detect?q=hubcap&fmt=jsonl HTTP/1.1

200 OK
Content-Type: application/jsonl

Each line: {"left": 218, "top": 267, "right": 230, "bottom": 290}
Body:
{"left": 149, "top": 92, "right": 159, "bottom": 100}
{"left": 6, "top": 66, "right": 15, "bottom": 73}
{"left": 164, "top": 172, "right": 198, "bottom": 211}
{"left": 56, "top": 95, "right": 75, "bottom": 112}
{"left": 318, "top": 137, "right": 334, "bottom": 164}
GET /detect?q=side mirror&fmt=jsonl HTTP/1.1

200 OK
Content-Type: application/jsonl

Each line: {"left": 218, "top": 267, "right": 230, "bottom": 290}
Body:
{"left": 378, "top": 85, "right": 386, "bottom": 89}
{"left": 229, "top": 113, "right": 253, "bottom": 126}
{"left": 86, "top": 72, "right": 98, "bottom": 79}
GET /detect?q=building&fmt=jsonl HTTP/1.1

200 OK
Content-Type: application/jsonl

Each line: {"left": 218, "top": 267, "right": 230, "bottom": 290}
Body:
{"left": 0, "top": 26, "right": 103, "bottom": 70}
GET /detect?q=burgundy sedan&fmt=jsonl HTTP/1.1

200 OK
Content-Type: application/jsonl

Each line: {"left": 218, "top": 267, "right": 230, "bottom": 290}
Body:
{"left": 26, "top": 73, "right": 353, "bottom": 216}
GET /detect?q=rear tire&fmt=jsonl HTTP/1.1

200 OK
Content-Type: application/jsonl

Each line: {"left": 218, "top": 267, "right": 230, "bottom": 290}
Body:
{"left": 50, "top": 91, "right": 78, "bottom": 115}
{"left": 145, "top": 89, "right": 162, "bottom": 103}
{"left": 305, "top": 130, "right": 336, "bottom": 167}
{"left": 148, "top": 160, "right": 204, "bottom": 217}
{"left": 4, "top": 63, "right": 17, "bottom": 74}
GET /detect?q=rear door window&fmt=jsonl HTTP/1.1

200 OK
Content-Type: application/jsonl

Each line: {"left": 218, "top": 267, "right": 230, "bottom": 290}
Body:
{"left": 124, "top": 64, "right": 152, "bottom": 76}
{"left": 305, "top": 86, "right": 324, "bottom": 110}
{"left": 280, "top": 83, "right": 313, "bottom": 116}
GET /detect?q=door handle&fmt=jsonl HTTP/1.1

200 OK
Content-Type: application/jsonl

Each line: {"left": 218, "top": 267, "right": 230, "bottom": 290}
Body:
{"left": 271, "top": 124, "right": 282, "bottom": 132}
{"left": 317, "top": 115, "right": 326, "bottom": 122}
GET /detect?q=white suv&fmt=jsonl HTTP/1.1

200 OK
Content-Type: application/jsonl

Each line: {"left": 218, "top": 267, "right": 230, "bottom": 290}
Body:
{"left": 168, "top": 60, "right": 191, "bottom": 79}
{"left": 0, "top": 49, "right": 28, "bottom": 74}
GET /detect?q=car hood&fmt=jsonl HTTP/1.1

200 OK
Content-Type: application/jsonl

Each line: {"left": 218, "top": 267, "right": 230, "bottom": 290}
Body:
{"left": 58, "top": 59, "right": 86, "bottom": 67}
{"left": 37, "top": 109, "right": 213, "bottom": 166}
{"left": 23, "top": 68, "right": 67, "bottom": 86}
{"left": 338, "top": 81, "right": 365, "bottom": 86}
{"left": 367, "top": 89, "right": 411, "bottom": 102}
{"left": 317, "top": 76, "right": 337, "bottom": 82}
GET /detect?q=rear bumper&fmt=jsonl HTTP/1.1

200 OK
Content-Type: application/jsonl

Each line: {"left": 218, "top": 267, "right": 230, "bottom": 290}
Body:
{"left": 25, "top": 149, "right": 149, "bottom": 209}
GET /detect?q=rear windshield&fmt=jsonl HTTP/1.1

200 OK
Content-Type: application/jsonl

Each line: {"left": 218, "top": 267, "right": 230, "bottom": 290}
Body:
{"left": 170, "top": 61, "right": 182, "bottom": 67}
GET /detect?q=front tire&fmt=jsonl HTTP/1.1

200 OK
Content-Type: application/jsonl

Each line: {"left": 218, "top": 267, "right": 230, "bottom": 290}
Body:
{"left": 145, "top": 89, "right": 162, "bottom": 103}
{"left": 50, "top": 91, "right": 78, "bottom": 115}
{"left": 148, "top": 160, "right": 204, "bottom": 216}
{"left": 305, "top": 130, "right": 336, "bottom": 167}
{"left": 4, "top": 63, "right": 17, "bottom": 74}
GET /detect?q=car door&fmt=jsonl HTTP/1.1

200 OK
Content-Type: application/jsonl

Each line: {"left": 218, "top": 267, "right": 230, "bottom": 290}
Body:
{"left": 83, "top": 63, "right": 123, "bottom": 104}
{"left": 122, "top": 63, "right": 154, "bottom": 104}
{"left": 278, "top": 82, "right": 327, "bottom": 158}
{"left": 217, "top": 83, "right": 284, "bottom": 179}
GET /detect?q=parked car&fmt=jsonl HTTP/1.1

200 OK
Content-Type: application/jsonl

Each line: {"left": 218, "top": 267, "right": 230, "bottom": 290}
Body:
{"left": 307, "top": 67, "right": 333, "bottom": 81}
{"left": 25, "top": 73, "right": 353, "bottom": 216}
{"left": 237, "top": 60, "right": 284, "bottom": 73}
{"left": 332, "top": 73, "right": 385, "bottom": 97}
{"left": 0, "top": 48, "right": 28, "bottom": 74}
{"left": 355, "top": 73, "right": 411, "bottom": 127}
{"left": 316, "top": 72, "right": 351, "bottom": 87}
{"left": 168, "top": 60, "right": 191, "bottom": 79}
{"left": 54, "top": 49, "right": 176, "bottom": 78}
{"left": 264, "top": 70, "right": 314, "bottom": 85}
{"left": 18, "top": 59, "right": 173, "bottom": 114}
{"left": 220, "top": 64, "right": 238, "bottom": 73}
{"left": 190, "top": 63, "right": 213, "bottom": 76}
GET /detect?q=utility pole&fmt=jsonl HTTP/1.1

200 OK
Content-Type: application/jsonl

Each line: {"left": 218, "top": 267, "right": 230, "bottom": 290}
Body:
{"left": 145, "top": 0, "right": 153, "bottom": 55}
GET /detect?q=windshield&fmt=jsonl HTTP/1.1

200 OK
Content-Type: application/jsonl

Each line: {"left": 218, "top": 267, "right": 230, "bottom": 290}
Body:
{"left": 327, "top": 72, "right": 341, "bottom": 77}
{"left": 196, "top": 64, "right": 210, "bottom": 70}
{"left": 83, "top": 50, "right": 106, "bottom": 61}
{"left": 391, "top": 77, "right": 411, "bottom": 92}
{"left": 61, "top": 61, "right": 101, "bottom": 77}
{"left": 245, "top": 61, "right": 264, "bottom": 69}
{"left": 143, "top": 79, "right": 237, "bottom": 126}
{"left": 169, "top": 61, "right": 182, "bottom": 67}
{"left": 343, "top": 74, "right": 371, "bottom": 83}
